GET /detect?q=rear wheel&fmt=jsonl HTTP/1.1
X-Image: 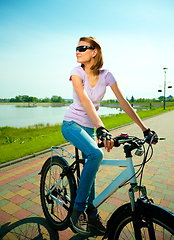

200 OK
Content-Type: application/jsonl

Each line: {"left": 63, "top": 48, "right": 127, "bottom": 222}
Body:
{"left": 107, "top": 202, "right": 174, "bottom": 239}
{"left": 40, "top": 156, "right": 76, "bottom": 230}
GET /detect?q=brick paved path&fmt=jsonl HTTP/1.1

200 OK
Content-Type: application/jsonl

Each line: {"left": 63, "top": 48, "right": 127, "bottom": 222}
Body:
{"left": 0, "top": 111, "right": 174, "bottom": 239}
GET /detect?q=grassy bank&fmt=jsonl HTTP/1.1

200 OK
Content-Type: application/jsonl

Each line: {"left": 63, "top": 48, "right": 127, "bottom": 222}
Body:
{"left": 1, "top": 105, "right": 174, "bottom": 164}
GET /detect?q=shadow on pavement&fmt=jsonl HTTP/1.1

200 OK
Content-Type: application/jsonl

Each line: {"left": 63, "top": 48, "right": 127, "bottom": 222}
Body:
{"left": 0, "top": 217, "right": 59, "bottom": 239}
{"left": 69, "top": 226, "right": 104, "bottom": 239}
{"left": 0, "top": 217, "right": 103, "bottom": 240}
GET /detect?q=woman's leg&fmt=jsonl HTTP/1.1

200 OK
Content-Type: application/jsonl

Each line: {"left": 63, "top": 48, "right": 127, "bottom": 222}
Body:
{"left": 80, "top": 126, "right": 98, "bottom": 218}
{"left": 61, "top": 121, "right": 103, "bottom": 212}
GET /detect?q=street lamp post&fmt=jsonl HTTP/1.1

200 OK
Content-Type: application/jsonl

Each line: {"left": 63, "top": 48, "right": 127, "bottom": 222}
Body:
{"left": 163, "top": 67, "right": 168, "bottom": 110}
{"left": 158, "top": 68, "right": 172, "bottom": 109}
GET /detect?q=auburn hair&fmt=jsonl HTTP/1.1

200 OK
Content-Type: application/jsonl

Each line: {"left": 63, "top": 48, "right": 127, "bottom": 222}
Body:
{"left": 79, "top": 37, "right": 103, "bottom": 70}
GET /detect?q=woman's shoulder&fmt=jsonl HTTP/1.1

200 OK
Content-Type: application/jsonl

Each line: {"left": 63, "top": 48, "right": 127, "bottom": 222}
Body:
{"left": 70, "top": 66, "right": 85, "bottom": 76}
{"left": 99, "top": 69, "right": 116, "bottom": 85}
{"left": 99, "top": 69, "right": 112, "bottom": 77}
{"left": 71, "top": 65, "right": 84, "bottom": 73}
{"left": 70, "top": 66, "right": 86, "bottom": 81}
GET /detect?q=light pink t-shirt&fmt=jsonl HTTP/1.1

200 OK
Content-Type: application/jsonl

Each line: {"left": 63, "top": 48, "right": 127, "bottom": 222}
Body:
{"left": 63, "top": 66, "right": 116, "bottom": 128}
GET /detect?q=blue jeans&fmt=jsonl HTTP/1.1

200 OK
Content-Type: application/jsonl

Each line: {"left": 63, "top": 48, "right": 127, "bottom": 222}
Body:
{"left": 61, "top": 121, "right": 103, "bottom": 217}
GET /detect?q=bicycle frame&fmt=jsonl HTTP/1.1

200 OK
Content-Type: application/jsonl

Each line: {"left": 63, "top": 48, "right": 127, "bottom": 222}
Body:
{"left": 49, "top": 145, "right": 142, "bottom": 212}
{"left": 93, "top": 157, "right": 137, "bottom": 208}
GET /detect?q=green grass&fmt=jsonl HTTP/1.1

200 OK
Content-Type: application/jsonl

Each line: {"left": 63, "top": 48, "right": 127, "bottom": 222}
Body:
{"left": 101, "top": 105, "right": 174, "bottom": 129}
{"left": 1, "top": 105, "right": 174, "bottom": 164}
{"left": 0, "top": 124, "right": 66, "bottom": 164}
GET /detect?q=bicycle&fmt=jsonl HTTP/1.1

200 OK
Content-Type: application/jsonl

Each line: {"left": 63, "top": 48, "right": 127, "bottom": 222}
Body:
{"left": 39, "top": 132, "right": 174, "bottom": 239}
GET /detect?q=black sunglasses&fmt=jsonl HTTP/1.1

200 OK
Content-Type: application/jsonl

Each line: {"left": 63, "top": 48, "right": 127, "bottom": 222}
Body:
{"left": 76, "top": 45, "right": 95, "bottom": 52}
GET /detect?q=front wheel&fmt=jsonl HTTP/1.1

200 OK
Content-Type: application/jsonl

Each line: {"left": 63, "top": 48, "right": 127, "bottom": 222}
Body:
{"left": 107, "top": 202, "right": 174, "bottom": 239}
{"left": 40, "top": 156, "right": 77, "bottom": 230}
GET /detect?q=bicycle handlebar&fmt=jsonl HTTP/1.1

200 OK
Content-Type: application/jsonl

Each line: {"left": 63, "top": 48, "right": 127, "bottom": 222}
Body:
{"left": 98, "top": 133, "right": 165, "bottom": 148}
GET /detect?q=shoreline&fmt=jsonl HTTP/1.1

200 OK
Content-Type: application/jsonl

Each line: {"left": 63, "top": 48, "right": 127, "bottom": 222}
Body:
{"left": 0, "top": 102, "right": 167, "bottom": 108}
{"left": 0, "top": 102, "right": 70, "bottom": 107}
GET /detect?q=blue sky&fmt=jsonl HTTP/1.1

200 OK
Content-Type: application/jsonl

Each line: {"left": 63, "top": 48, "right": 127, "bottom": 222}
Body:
{"left": 0, "top": 0, "right": 174, "bottom": 100}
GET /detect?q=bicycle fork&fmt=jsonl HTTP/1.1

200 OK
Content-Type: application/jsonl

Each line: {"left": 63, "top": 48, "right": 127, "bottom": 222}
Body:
{"left": 129, "top": 185, "right": 156, "bottom": 239}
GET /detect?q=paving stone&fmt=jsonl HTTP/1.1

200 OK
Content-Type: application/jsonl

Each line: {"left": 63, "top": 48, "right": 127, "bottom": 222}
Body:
{"left": 150, "top": 191, "right": 165, "bottom": 200}
{"left": 27, "top": 178, "right": 38, "bottom": 184}
{"left": 117, "top": 187, "right": 128, "bottom": 194}
{"left": 21, "top": 182, "right": 36, "bottom": 190}
{"left": 153, "top": 174, "right": 168, "bottom": 180}
{"left": 145, "top": 185, "right": 156, "bottom": 191}
{"left": 99, "top": 202, "right": 116, "bottom": 213}
{"left": 96, "top": 181, "right": 105, "bottom": 187}
{"left": 8, "top": 178, "right": 26, "bottom": 186}
{"left": 98, "top": 208, "right": 110, "bottom": 220}
{"left": 151, "top": 182, "right": 168, "bottom": 189}
{"left": 112, "top": 192, "right": 129, "bottom": 201}
{"left": 168, "top": 202, "right": 174, "bottom": 210}
{"left": 19, "top": 200, "right": 35, "bottom": 209}
{"left": 167, "top": 185, "right": 174, "bottom": 191}
{"left": 1, "top": 202, "right": 21, "bottom": 214}
{"left": 162, "top": 189, "right": 174, "bottom": 196}
{"left": 155, "top": 187, "right": 163, "bottom": 193}
{"left": 105, "top": 175, "right": 116, "bottom": 180}
{"left": 9, "top": 195, "right": 27, "bottom": 205}
{"left": 0, "top": 210, "right": 12, "bottom": 224}
{"left": 31, "top": 186, "right": 39, "bottom": 193}
{"left": 0, "top": 177, "right": 17, "bottom": 186}
{"left": 107, "top": 197, "right": 124, "bottom": 207}
{"left": 160, "top": 199, "right": 169, "bottom": 208}
{"left": 141, "top": 175, "right": 152, "bottom": 180}
{"left": 12, "top": 209, "right": 32, "bottom": 220}
{"left": 31, "top": 196, "right": 40, "bottom": 204}
{"left": 0, "top": 189, "right": 10, "bottom": 197}
{"left": 27, "top": 204, "right": 43, "bottom": 216}
{"left": 3, "top": 192, "right": 16, "bottom": 199}
{"left": 0, "top": 199, "right": 10, "bottom": 207}
{"left": 9, "top": 185, "right": 22, "bottom": 192}
{"left": 24, "top": 192, "right": 38, "bottom": 200}
{"left": 99, "top": 177, "right": 112, "bottom": 184}
{"left": 15, "top": 189, "right": 31, "bottom": 197}
{"left": 0, "top": 183, "right": 11, "bottom": 191}
{"left": 33, "top": 180, "right": 40, "bottom": 186}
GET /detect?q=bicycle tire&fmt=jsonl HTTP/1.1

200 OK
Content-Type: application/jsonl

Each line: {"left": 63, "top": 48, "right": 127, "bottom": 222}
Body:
{"left": 40, "top": 156, "right": 77, "bottom": 230}
{"left": 107, "top": 202, "right": 174, "bottom": 239}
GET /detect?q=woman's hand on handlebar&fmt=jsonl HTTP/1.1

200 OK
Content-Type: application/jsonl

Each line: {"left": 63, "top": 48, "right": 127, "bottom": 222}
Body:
{"left": 96, "top": 126, "right": 114, "bottom": 152}
{"left": 143, "top": 128, "right": 158, "bottom": 144}
{"left": 98, "top": 138, "right": 115, "bottom": 152}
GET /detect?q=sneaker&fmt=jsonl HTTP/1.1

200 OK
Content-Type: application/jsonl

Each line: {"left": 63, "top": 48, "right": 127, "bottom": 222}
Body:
{"left": 88, "top": 214, "right": 106, "bottom": 233}
{"left": 70, "top": 209, "right": 90, "bottom": 235}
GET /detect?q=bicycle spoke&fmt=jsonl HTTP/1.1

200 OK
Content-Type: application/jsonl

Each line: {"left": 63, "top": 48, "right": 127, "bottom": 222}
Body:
{"left": 117, "top": 222, "right": 174, "bottom": 239}
{"left": 40, "top": 156, "right": 76, "bottom": 230}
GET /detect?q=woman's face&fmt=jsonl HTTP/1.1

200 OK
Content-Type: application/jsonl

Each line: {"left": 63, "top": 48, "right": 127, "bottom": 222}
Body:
{"left": 76, "top": 41, "right": 96, "bottom": 65}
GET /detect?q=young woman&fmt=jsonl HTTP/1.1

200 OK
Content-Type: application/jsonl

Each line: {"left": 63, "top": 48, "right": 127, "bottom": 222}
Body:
{"left": 61, "top": 37, "right": 156, "bottom": 235}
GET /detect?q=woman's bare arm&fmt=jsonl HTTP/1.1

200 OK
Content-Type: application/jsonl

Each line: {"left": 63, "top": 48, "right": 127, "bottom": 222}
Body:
{"left": 71, "top": 75, "right": 104, "bottom": 128}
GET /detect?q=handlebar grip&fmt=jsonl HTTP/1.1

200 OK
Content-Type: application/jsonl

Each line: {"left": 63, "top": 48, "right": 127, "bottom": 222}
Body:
{"left": 98, "top": 138, "right": 121, "bottom": 148}
{"left": 98, "top": 142, "right": 104, "bottom": 148}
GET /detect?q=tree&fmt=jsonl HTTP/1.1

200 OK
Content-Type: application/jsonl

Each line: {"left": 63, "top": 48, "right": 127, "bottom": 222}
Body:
{"left": 130, "top": 96, "right": 135, "bottom": 103}
{"left": 42, "top": 97, "right": 51, "bottom": 102}
{"left": 28, "top": 96, "right": 38, "bottom": 102}
{"left": 158, "top": 96, "right": 164, "bottom": 102}
{"left": 21, "top": 95, "right": 29, "bottom": 102}
{"left": 166, "top": 95, "right": 174, "bottom": 101}
{"left": 51, "top": 95, "right": 65, "bottom": 103}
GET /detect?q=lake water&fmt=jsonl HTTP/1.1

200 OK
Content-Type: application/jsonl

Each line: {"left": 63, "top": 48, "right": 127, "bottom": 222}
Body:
{"left": 0, "top": 104, "right": 123, "bottom": 128}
